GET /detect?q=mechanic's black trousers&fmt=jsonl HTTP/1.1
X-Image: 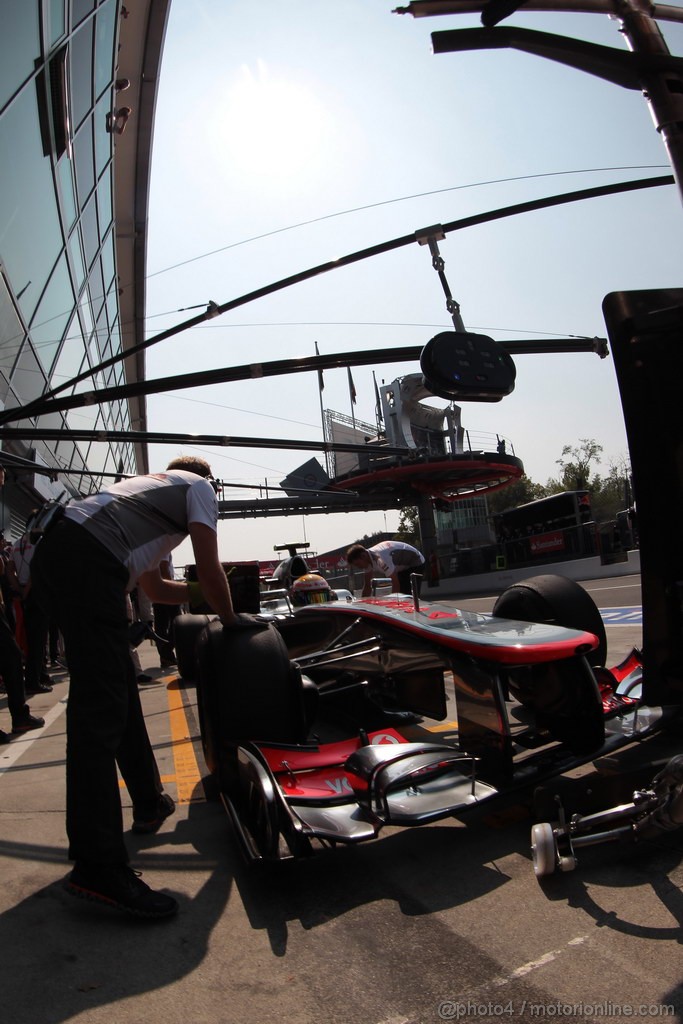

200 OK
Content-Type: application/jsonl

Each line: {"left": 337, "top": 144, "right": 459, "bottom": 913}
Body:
{"left": 31, "top": 519, "right": 162, "bottom": 866}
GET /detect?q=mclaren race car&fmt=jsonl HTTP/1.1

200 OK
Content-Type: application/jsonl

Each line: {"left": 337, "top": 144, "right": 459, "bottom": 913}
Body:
{"left": 182, "top": 574, "right": 657, "bottom": 864}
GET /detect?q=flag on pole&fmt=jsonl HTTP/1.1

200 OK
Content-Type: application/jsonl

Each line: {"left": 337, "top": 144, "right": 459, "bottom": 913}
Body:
{"left": 315, "top": 341, "right": 324, "bottom": 392}
{"left": 347, "top": 366, "right": 357, "bottom": 405}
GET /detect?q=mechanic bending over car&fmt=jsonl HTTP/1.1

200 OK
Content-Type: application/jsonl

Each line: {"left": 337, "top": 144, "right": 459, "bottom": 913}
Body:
{"left": 31, "top": 455, "right": 246, "bottom": 920}
{"left": 346, "top": 540, "right": 425, "bottom": 598}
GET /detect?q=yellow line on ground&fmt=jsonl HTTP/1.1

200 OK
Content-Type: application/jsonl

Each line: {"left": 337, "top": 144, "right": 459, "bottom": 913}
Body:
{"left": 166, "top": 679, "right": 205, "bottom": 805}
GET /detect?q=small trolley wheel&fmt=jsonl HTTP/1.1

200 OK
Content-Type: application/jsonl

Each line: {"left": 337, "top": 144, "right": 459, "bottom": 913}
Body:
{"left": 531, "top": 822, "right": 557, "bottom": 878}
{"left": 558, "top": 852, "right": 577, "bottom": 873}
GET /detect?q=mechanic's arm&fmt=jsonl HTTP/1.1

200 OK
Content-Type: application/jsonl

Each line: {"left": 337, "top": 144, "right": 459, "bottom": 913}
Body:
{"left": 390, "top": 572, "right": 401, "bottom": 593}
{"left": 361, "top": 567, "right": 373, "bottom": 598}
{"left": 138, "top": 568, "right": 186, "bottom": 606}
{"left": 138, "top": 526, "right": 238, "bottom": 625}
{"left": 188, "top": 520, "right": 237, "bottom": 625}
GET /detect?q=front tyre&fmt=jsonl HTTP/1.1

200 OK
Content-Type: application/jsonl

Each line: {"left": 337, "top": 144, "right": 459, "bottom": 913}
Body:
{"left": 493, "top": 574, "right": 607, "bottom": 668}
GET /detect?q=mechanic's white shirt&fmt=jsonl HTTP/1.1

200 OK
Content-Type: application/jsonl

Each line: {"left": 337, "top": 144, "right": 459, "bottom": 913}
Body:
{"left": 368, "top": 540, "right": 424, "bottom": 577}
{"left": 11, "top": 533, "right": 37, "bottom": 588}
{"left": 63, "top": 470, "right": 217, "bottom": 589}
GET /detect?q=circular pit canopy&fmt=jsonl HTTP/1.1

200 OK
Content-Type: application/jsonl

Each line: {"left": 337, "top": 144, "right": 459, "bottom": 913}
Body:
{"left": 328, "top": 452, "right": 524, "bottom": 502}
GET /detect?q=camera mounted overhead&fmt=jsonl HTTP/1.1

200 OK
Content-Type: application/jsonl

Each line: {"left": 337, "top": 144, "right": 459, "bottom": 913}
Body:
{"left": 420, "top": 330, "right": 517, "bottom": 402}
{"left": 415, "top": 227, "right": 516, "bottom": 402}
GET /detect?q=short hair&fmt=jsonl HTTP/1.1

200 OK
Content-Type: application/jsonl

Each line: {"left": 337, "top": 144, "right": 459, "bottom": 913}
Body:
{"left": 346, "top": 544, "right": 368, "bottom": 565}
{"left": 166, "top": 455, "right": 212, "bottom": 478}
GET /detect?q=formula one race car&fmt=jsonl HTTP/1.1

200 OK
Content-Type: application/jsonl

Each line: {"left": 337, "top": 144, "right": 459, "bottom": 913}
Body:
{"left": 187, "top": 574, "right": 658, "bottom": 864}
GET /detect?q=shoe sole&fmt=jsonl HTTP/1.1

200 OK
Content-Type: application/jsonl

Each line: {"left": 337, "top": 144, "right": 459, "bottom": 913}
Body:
{"left": 131, "top": 794, "right": 176, "bottom": 835}
{"left": 131, "top": 809, "right": 175, "bottom": 834}
{"left": 64, "top": 880, "right": 178, "bottom": 919}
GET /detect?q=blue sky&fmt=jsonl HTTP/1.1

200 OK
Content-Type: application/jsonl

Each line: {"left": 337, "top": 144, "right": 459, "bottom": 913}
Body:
{"left": 142, "top": 0, "right": 683, "bottom": 563}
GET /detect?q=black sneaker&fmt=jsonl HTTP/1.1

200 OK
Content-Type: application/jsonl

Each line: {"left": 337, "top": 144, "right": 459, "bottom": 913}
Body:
{"left": 64, "top": 863, "right": 178, "bottom": 919}
{"left": 132, "top": 793, "right": 176, "bottom": 834}
{"left": 26, "top": 683, "right": 52, "bottom": 695}
{"left": 12, "top": 712, "right": 45, "bottom": 734}
{"left": 0, "top": 729, "right": 10, "bottom": 744}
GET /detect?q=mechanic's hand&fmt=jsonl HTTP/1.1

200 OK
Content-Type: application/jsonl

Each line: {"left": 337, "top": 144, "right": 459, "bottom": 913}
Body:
{"left": 220, "top": 612, "right": 271, "bottom": 631}
{"left": 187, "top": 580, "right": 207, "bottom": 612}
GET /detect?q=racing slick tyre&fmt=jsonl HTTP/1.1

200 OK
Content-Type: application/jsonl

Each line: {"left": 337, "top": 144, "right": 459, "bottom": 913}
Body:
{"left": 196, "top": 619, "right": 308, "bottom": 781}
{"left": 494, "top": 575, "right": 606, "bottom": 754}
{"left": 531, "top": 822, "right": 557, "bottom": 878}
{"left": 173, "top": 613, "right": 215, "bottom": 681}
{"left": 492, "top": 574, "right": 607, "bottom": 668}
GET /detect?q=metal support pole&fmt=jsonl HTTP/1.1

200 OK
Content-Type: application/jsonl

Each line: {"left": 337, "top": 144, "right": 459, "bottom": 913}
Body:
{"left": 618, "top": 0, "right": 683, "bottom": 203}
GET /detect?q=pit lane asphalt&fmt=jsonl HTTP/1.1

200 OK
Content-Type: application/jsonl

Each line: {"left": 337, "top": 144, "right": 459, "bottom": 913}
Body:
{"left": 2, "top": 584, "right": 682, "bottom": 1024}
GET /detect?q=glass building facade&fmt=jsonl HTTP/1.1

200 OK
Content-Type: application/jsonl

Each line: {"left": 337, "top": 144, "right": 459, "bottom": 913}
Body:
{"left": 0, "top": 0, "right": 167, "bottom": 536}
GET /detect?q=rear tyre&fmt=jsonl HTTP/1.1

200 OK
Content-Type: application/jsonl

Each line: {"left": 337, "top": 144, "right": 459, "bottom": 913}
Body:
{"left": 493, "top": 574, "right": 607, "bottom": 668}
{"left": 173, "top": 613, "right": 214, "bottom": 681}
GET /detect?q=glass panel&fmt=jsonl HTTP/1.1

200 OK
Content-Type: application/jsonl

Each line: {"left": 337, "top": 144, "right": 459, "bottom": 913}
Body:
{"left": 87, "top": 332, "right": 99, "bottom": 368}
{"left": 68, "top": 230, "right": 86, "bottom": 290}
{"left": 72, "top": 0, "right": 97, "bottom": 28}
{"left": 70, "top": 18, "right": 93, "bottom": 130}
{"left": 0, "top": 3, "right": 40, "bottom": 111}
{"left": 30, "top": 253, "right": 74, "bottom": 373}
{"left": 56, "top": 156, "right": 77, "bottom": 231}
{"left": 94, "top": 93, "right": 111, "bottom": 175}
{"left": 0, "top": 274, "right": 25, "bottom": 382}
{"left": 73, "top": 116, "right": 95, "bottom": 201}
{"left": 96, "top": 164, "right": 112, "bottom": 231}
{"left": 51, "top": 331, "right": 85, "bottom": 391}
{"left": 34, "top": 409, "right": 66, "bottom": 434}
{"left": 101, "top": 231, "right": 115, "bottom": 292}
{"left": 80, "top": 193, "right": 99, "bottom": 269}
{"left": 0, "top": 369, "right": 11, "bottom": 409}
{"left": 11, "top": 340, "right": 46, "bottom": 405}
{"left": 54, "top": 437, "right": 75, "bottom": 468}
{"left": 49, "top": 0, "right": 66, "bottom": 46}
{"left": 94, "top": 0, "right": 117, "bottom": 100}
{"left": 106, "top": 280, "right": 117, "bottom": 331}
{"left": 78, "top": 286, "right": 94, "bottom": 340}
{"left": 101, "top": 335, "right": 113, "bottom": 366}
{"left": 90, "top": 259, "right": 106, "bottom": 327}
{"left": 68, "top": 398, "right": 99, "bottom": 431}
{"left": 0, "top": 87, "right": 62, "bottom": 323}
{"left": 84, "top": 439, "right": 108, "bottom": 473}
{"left": 88, "top": 275, "right": 105, "bottom": 326}
{"left": 109, "top": 318, "right": 121, "bottom": 357}
{"left": 70, "top": 442, "right": 86, "bottom": 473}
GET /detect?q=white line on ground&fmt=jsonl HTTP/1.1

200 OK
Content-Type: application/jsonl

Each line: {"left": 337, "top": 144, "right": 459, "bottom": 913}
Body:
{"left": 0, "top": 696, "right": 68, "bottom": 774}
{"left": 491, "top": 935, "right": 589, "bottom": 988}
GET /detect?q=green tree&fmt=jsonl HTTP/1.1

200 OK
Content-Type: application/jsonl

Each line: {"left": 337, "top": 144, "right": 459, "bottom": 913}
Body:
{"left": 589, "top": 456, "right": 632, "bottom": 523}
{"left": 396, "top": 505, "right": 419, "bottom": 545}
{"left": 555, "top": 439, "right": 603, "bottom": 491}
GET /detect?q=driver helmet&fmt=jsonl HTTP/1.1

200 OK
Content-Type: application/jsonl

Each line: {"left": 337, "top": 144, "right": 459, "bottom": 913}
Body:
{"left": 289, "top": 573, "right": 333, "bottom": 606}
{"left": 272, "top": 554, "right": 310, "bottom": 589}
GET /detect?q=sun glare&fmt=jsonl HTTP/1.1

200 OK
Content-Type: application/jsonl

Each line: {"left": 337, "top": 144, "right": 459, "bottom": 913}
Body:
{"left": 216, "top": 61, "right": 332, "bottom": 186}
